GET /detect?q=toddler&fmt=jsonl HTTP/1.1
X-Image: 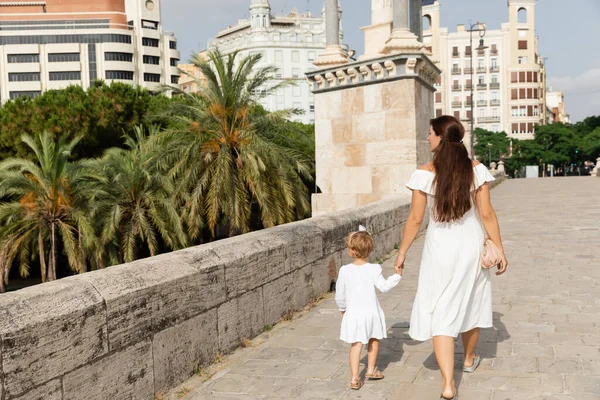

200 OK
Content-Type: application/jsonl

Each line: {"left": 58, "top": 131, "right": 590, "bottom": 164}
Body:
{"left": 335, "top": 227, "right": 403, "bottom": 390}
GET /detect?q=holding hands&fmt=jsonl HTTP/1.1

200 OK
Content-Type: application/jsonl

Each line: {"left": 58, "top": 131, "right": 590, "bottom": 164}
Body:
{"left": 394, "top": 252, "right": 405, "bottom": 275}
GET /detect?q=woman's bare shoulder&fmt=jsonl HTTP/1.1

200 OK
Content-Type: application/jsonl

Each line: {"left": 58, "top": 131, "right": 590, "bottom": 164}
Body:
{"left": 472, "top": 160, "right": 482, "bottom": 167}
{"left": 418, "top": 162, "right": 434, "bottom": 171}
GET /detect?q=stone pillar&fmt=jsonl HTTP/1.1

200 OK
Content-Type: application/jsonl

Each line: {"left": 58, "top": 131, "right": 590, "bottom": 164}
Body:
{"left": 360, "top": 0, "right": 393, "bottom": 60}
{"left": 497, "top": 160, "right": 506, "bottom": 175}
{"left": 314, "top": 0, "right": 348, "bottom": 67}
{"left": 307, "top": 54, "right": 441, "bottom": 216}
{"left": 591, "top": 157, "right": 600, "bottom": 177}
{"left": 382, "top": 0, "right": 423, "bottom": 53}
{"left": 409, "top": 0, "right": 422, "bottom": 41}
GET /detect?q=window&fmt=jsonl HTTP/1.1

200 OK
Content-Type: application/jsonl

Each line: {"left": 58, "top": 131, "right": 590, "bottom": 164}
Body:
{"left": 49, "top": 71, "right": 81, "bottom": 81}
{"left": 527, "top": 105, "right": 533, "bottom": 117}
{"left": 491, "top": 44, "right": 498, "bottom": 54}
{"left": 144, "top": 73, "right": 161, "bottom": 82}
{"left": 533, "top": 105, "right": 540, "bottom": 116}
{"left": 511, "top": 89, "right": 518, "bottom": 100}
{"left": 518, "top": 56, "right": 528, "bottom": 64}
{"left": 309, "top": 103, "right": 315, "bottom": 113}
{"left": 292, "top": 68, "right": 300, "bottom": 78}
{"left": 88, "top": 43, "right": 97, "bottom": 85}
{"left": 169, "top": 41, "right": 177, "bottom": 49}
{"left": 436, "top": 109, "right": 443, "bottom": 118}
{"left": 491, "top": 75, "right": 498, "bottom": 84}
{"left": 454, "top": 111, "right": 460, "bottom": 119}
{"left": 491, "top": 58, "right": 498, "bottom": 68}
{"left": 104, "top": 52, "right": 132, "bottom": 62}
{"left": 491, "top": 108, "right": 499, "bottom": 117}
{"left": 292, "top": 51, "right": 299, "bottom": 62}
{"left": 518, "top": 40, "right": 528, "bottom": 50}
{"left": 142, "top": 37, "right": 159, "bottom": 47}
{"left": 492, "top": 125, "right": 499, "bottom": 132}
{"left": 143, "top": 55, "right": 160, "bottom": 65}
{"left": 533, "top": 71, "right": 538, "bottom": 82}
{"left": 293, "top": 86, "right": 301, "bottom": 97}
{"left": 491, "top": 91, "right": 498, "bottom": 100}
{"left": 9, "top": 90, "right": 41, "bottom": 100}
{"left": 275, "top": 51, "right": 283, "bottom": 61}
{"left": 519, "top": 71, "right": 526, "bottom": 82}
{"left": 435, "top": 92, "right": 442, "bottom": 103}
{"left": 142, "top": 20, "right": 158, "bottom": 30}
{"left": 519, "top": 88, "right": 526, "bottom": 99}
{"left": 478, "top": 91, "right": 486, "bottom": 101}
{"left": 511, "top": 72, "right": 518, "bottom": 83}
{"left": 0, "top": 33, "right": 132, "bottom": 46}
{"left": 106, "top": 70, "right": 134, "bottom": 80}
{"left": 273, "top": 33, "right": 280, "bottom": 41}
{"left": 171, "top": 75, "right": 179, "bottom": 84}
{"left": 478, "top": 59, "right": 485, "bottom": 68}
{"left": 308, "top": 51, "right": 315, "bottom": 61}
{"left": 478, "top": 75, "right": 485, "bottom": 84}
{"left": 8, "top": 54, "right": 39, "bottom": 63}
{"left": 0, "top": 18, "right": 109, "bottom": 31}
{"left": 478, "top": 108, "right": 485, "bottom": 118}
{"left": 452, "top": 46, "right": 458, "bottom": 56}
{"left": 170, "top": 58, "right": 179, "bottom": 67}
{"left": 527, "top": 71, "right": 533, "bottom": 82}
{"left": 8, "top": 72, "right": 40, "bottom": 82}
{"left": 48, "top": 53, "right": 80, "bottom": 62}
{"left": 465, "top": 45, "right": 472, "bottom": 55}
{"left": 512, "top": 123, "right": 518, "bottom": 133}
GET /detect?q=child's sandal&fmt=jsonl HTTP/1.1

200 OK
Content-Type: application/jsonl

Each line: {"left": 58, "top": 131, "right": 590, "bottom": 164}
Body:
{"left": 365, "top": 367, "right": 384, "bottom": 380}
{"left": 350, "top": 379, "right": 364, "bottom": 390}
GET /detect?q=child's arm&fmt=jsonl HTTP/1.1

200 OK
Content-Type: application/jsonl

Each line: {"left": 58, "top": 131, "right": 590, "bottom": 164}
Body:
{"left": 374, "top": 265, "right": 402, "bottom": 293}
{"left": 335, "top": 267, "right": 346, "bottom": 313}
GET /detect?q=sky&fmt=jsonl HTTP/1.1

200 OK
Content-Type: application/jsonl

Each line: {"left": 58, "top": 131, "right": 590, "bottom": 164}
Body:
{"left": 162, "top": 0, "right": 600, "bottom": 122}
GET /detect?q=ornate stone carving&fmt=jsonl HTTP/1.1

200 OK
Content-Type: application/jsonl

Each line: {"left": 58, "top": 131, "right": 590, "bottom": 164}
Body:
{"left": 384, "top": 60, "right": 397, "bottom": 75}
{"left": 359, "top": 65, "right": 373, "bottom": 81}
{"left": 405, "top": 57, "right": 417, "bottom": 75}
{"left": 347, "top": 67, "right": 359, "bottom": 84}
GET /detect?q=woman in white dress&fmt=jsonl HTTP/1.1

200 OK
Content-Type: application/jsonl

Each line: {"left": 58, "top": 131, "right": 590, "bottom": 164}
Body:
{"left": 394, "top": 115, "right": 508, "bottom": 400}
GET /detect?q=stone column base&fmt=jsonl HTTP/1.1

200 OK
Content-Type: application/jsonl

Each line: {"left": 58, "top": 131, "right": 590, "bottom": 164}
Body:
{"left": 382, "top": 28, "right": 424, "bottom": 54}
{"left": 314, "top": 45, "right": 348, "bottom": 67}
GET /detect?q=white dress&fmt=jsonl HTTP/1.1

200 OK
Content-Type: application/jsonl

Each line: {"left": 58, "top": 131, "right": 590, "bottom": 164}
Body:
{"left": 407, "top": 164, "right": 495, "bottom": 341}
{"left": 335, "top": 263, "right": 402, "bottom": 344}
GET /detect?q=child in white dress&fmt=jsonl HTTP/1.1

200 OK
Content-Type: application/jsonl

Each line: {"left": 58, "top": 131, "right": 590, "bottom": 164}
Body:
{"left": 335, "top": 227, "right": 403, "bottom": 390}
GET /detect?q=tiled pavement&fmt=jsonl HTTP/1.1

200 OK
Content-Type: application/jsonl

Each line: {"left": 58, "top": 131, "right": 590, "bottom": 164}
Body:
{"left": 173, "top": 177, "right": 600, "bottom": 400}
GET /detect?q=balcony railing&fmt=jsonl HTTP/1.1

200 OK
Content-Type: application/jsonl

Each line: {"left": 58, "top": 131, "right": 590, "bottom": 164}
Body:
{"left": 452, "top": 85, "right": 462, "bottom": 91}
{"left": 477, "top": 83, "right": 488, "bottom": 90}
{"left": 490, "top": 99, "right": 500, "bottom": 106}
{"left": 477, "top": 67, "right": 487, "bottom": 73}
{"left": 477, "top": 100, "right": 488, "bottom": 107}
{"left": 463, "top": 67, "right": 473, "bottom": 74}
{"left": 465, "top": 51, "right": 472, "bottom": 56}
{"left": 490, "top": 66, "right": 500, "bottom": 72}
{"left": 466, "top": 100, "right": 473, "bottom": 107}
{"left": 465, "top": 84, "right": 473, "bottom": 90}
{"left": 451, "top": 68, "right": 462, "bottom": 75}
{"left": 490, "top": 82, "right": 500, "bottom": 89}
{"left": 490, "top": 49, "right": 498, "bottom": 55}
{"left": 479, "top": 116, "right": 500, "bottom": 122}
{"left": 452, "top": 101, "right": 463, "bottom": 108}
{"left": 452, "top": 51, "right": 460, "bottom": 57}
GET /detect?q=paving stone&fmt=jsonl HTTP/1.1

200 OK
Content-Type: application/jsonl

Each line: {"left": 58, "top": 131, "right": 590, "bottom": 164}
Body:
{"left": 492, "top": 357, "right": 538, "bottom": 374}
{"left": 564, "top": 375, "right": 600, "bottom": 395}
{"left": 492, "top": 391, "right": 544, "bottom": 400}
{"left": 538, "top": 358, "right": 583, "bottom": 374}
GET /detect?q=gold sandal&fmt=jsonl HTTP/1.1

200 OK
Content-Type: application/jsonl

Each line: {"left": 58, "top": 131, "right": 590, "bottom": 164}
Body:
{"left": 350, "top": 379, "right": 364, "bottom": 390}
{"left": 365, "top": 367, "right": 384, "bottom": 380}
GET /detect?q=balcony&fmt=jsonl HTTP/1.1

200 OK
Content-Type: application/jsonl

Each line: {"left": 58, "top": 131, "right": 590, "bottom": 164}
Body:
{"left": 465, "top": 84, "right": 473, "bottom": 90}
{"left": 451, "top": 68, "right": 462, "bottom": 75}
{"left": 490, "top": 82, "right": 500, "bottom": 89}
{"left": 490, "top": 99, "right": 500, "bottom": 106}
{"left": 465, "top": 51, "right": 472, "bottom": 57}
{"left": 479, "top": 116, "right": 500, "bottom": 123}
{"left": 477, "top": 67, "right": 487, "bottom": 73}
{"left": 490, "top": 49, "right": 498, "bottom": 55}
{"left": 490, "top": 66, "right": 500, "bottom": 72}
{"left": 452, "top": 101, "right": 463, "bottom": 108}
{"left": 463, "top": 67, "right": 473, "bottom": 74}
{"left": 477, "top": 83, "right": 488, "bottom": 90}
{"left": 477, "top": 100, "right": 488, "bottom": 107}
{"left": 452, "top": 85, "right": 462, "bottom": 91}
{"left": 477, "top": 49, "right": 486, "bottom": 56}
{"left": 466, "top": 100, "right": 473, "bottom": 107}
{"left": 452, "top": 51, "right": 460, "bottom": 58}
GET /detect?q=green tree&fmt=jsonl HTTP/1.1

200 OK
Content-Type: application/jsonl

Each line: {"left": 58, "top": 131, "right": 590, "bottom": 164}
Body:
{"left": 0, "top": 132, "right": 99, "bottom": 292}
{"left": 473, "top": 128, "right": 510, "bottom": 166}
{"left": 91, "top": 125, "right": 188, "bottom": 266}
{"left": 160, "top": 49, "right": 312, "bottom": 238}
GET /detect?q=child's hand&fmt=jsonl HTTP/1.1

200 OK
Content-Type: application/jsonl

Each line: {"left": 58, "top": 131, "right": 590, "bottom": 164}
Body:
{"left": 394, "top": 264, "right": 403, "bottom": 276}
{"left": 340, "top": 311, "right": 345, "bottom": 317}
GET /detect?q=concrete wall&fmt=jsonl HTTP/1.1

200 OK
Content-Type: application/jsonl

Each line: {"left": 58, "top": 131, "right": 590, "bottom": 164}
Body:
{"left": 0, "top": 196, "right": 418, "bottom": 400}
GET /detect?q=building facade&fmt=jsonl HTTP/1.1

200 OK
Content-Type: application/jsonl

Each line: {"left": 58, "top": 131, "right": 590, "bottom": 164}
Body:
{"left": 0, "top": 0, "right": 180, "bottom": 102}
{"left": 207, "top": 0, "right": 342, "bottom": 125}
{"left": 178, "top": 51, "right": 208, "bottom": 94}
{"left": 424, "top": 0, "right": 543, "bottom": 140}
{"left": 546, "top": 89, "right": 570, "bottom": 124}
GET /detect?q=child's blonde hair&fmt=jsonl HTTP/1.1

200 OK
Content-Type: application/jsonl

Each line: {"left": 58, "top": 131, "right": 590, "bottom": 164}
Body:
{"left": 346, "top": 230, "right": 374, "bottom": 259}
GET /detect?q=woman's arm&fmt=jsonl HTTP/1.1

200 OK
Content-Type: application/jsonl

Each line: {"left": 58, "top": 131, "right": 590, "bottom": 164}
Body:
{"left": 394, "top": 189, "right": 427, "bottom": 269}
{"left": 476, "top": 182, "right": 509, "bottom": 275}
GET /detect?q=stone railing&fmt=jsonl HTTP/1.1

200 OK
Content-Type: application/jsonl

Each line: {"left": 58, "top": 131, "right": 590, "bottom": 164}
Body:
{"left": 0, "top": 196, "right": 422, "bottom": 400}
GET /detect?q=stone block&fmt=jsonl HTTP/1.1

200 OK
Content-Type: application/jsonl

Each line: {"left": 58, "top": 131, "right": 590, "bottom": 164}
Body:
{"left": 363, "top": 84, "right": 382, "bottom": 113}
{"left": 343, "top": 144, "right": 366, "bottom": 167}
{"left": 311, "top": 212, "right": 363, "bottom": 255}
{"left": 385, "top": 108, "right": 416, "bottom": 140}
{"left": 331, "top": 117, "right": 352, "bottom": 144}
{"left": 315, "top": 90, "right": 342, "bottom": 120}
{"left": 63, "top": 341, "right": 153, "bottom": 400}
{"left": 211, "top": 234, "right": 286, "bottom": 298}
{"left": 152, "top": 309, "right": 219, "bottom": 393}
{"left": 263, "top": 274, "right": 294, "bottom": 325}
{"left": 217, "top": 290, "right": 264, "bottom": 354}
{"left": 310, "top": 253, "right": 341, "bottom": 295}
{"left": 291, "top": 264, "right": 313, "bottom": 310}
{"left": 331, "top": 166, "right": 373, "bottom": 194}
{"left": 74, "top": 248, "right": 225, "bottom": 351}
{"left": 11, "top": 378, "right": 61, "bottom": 400}
{"left": 382, "top": 79, "right": 415, "bottom": 111}
{"left": 0, "top": 279, "right": 107, "bottom": 398}
{"left": 341, "top": 86, "right": 364, "bottom": 115}
{"left": 352, "top": 112, "right": 385, "bottom": 143}
{"left": 314, "top": 119, "right": 332, "bottom": 145}
{"left": 365, "top": 140, "right": 414, "bottom": 166}
{"left": 253, "top": 221, "right": 324, "bottom": 273}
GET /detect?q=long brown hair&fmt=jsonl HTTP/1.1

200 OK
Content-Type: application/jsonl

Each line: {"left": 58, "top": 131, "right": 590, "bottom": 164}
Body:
{"left": 431, "top": 115, "right": 474, "bottom": 222}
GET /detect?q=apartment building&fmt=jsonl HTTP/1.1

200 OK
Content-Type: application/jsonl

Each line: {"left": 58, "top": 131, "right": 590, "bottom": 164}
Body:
{"left": 424, "top": 0, "right": 543, "bottom": 140}
{"left": 0, "top": 0, "right": 180, "bottom": 102}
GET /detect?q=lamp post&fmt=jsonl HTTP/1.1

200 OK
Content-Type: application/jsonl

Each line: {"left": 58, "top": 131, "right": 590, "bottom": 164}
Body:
{"left": 487, "top": 142, "right": 493, "bottom": 167}
{"left": 467, "top": 21, "right": 488, "bottom": 160}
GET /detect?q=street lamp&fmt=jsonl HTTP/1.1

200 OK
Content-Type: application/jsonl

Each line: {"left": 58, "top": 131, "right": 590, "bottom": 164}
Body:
{"left": 468, "top": 21, "right": 488, "bottom": 160}
{"left": 487, "top": 142, "right": 493, "bottom": 166}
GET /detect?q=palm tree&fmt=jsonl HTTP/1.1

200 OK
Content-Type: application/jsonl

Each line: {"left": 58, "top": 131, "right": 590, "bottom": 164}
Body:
{"left": 91, "top": 125, "right": 188, "bottom": 266}
{"left": 0, "top": 132, "right": 99, "bottom": 291}
{"left": 159, "top": 49, "right": 312, "bottom": 238}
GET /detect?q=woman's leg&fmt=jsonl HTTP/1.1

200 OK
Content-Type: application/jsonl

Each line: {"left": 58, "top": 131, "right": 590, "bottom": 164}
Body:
{"left": 349, "top": 342, "right": 363, "bottom": 382}
{"left": 461, "top": 328, "right": 480, "bottom": 367}
{"left": 366, "top": 339, "right": 379, "bottom": 373}
{"left": 433, "top": 335, "right": 455, "bottom": 398}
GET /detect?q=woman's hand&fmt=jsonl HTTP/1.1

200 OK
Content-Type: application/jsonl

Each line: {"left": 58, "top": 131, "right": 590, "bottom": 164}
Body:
{"left": 340, "top": 310, "right": 345, "bottom": 317}
{"left": 496, "top": 254, "right": 508, "bottom": 276}
{"left": 394, "top": 252, "right": 406, "bottom": 272}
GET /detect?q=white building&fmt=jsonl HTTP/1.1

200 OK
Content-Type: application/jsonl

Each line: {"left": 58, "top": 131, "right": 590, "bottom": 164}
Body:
{"left": 424, "top": 0, "right": 544, "bottom": 140}
{"left": 0, "top": 0, "right": 180, "bottom": 102}
{"left": 208, "top": 0, "right": 344, "bottom": 124}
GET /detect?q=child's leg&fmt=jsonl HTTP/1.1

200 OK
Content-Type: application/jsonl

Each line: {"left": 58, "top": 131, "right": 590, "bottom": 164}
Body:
{"left": 367, "top": 339, "right": 379, "bottom": 372}
{"left": 349, "top": 342, "right": 363, "bottom": 382}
